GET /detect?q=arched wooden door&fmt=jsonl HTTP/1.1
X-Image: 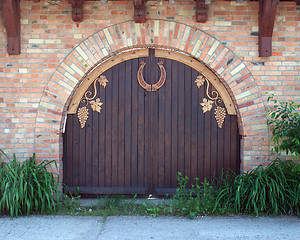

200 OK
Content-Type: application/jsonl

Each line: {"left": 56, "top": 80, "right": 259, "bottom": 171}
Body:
{"left": 63, "top": 49, "right": 240, "bottom": 195}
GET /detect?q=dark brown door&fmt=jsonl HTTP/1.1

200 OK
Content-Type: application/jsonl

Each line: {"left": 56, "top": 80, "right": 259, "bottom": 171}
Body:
{"left": 63, "top": 49, "right": 240, "bottom": 195}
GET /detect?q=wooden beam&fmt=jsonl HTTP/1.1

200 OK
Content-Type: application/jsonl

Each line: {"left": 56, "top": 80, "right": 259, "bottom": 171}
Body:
{"left": 196, "top": 0, "right": 208, "bottom": 23}
{"left": 134, "top": 0, "right": 146, "bottom": 23}
{"left": 259, "top": 0, "right": 279, "bottom": 57}
{"left": 70, "top": 0, "right": 83, "bottom": 22}
{"left": 1, "top": 0, "right": 20, "bottom": 55}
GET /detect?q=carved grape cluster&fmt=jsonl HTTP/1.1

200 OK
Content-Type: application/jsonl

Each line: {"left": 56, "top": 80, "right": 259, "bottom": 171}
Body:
{"left": 77, "top": 106, "right": 89, "bottom": 128}
{"left": 215, "top": 106, "right": 226, "bottom": 128}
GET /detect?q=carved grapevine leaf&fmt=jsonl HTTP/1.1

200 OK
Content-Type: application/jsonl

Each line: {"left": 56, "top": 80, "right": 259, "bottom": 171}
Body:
{"left": 77, "top": 106, "right": 89, "bottom": 128}
{"left": 98, "top": 75, "right": 109, "bottom": 88}
{"left": 200, "top": 98, "right": 214, "bottom": 113}
{"left": 215, "top": 106, "right": 226, "bottom": 128}
{"left": 194, "top": 75, "right": 206, "bottom": 88}
{"left": 90, "top": 98, "right": 103, "bottom": 113}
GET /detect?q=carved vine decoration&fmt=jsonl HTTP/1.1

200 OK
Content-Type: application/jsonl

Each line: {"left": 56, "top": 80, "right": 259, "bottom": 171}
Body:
{"left": 77, "top": 75, "right": 109, "bottom": 128}
{"left": 194, "top": 75, "right": 227, "bottom": 128}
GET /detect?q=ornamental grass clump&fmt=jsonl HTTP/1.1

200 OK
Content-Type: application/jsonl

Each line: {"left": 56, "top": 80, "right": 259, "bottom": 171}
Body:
{"left": 0, "top": 150, "right": 59, "bottom": 217}
{"left": 214, "top": 158, "right": 300, "bottom": 216}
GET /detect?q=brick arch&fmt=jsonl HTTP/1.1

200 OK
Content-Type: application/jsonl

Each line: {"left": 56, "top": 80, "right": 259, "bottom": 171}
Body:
{"left": 35, "top": 20, "right": 267, "bottom": 174}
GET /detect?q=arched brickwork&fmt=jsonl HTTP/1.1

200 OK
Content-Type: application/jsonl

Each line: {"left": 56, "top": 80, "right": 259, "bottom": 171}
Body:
{"left": 35, "top": 20, "right": 267, "bottom": 176}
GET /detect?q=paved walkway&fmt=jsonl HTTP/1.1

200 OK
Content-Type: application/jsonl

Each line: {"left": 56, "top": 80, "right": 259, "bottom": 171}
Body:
{"left": 0, "top": 215, "right": 299, "bottom": 240}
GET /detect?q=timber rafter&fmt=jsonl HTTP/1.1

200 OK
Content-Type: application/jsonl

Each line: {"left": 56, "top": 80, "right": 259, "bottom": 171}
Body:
{"left": 134, "top": 0, "right": 146, "bottom": 23}
{"left": 196, "top": 0, "right": 208, "bottom": 23}
{"left": 259, "top": 0, "right": 279, "bottom": 57}
{"left": 69, "top": 0, "right": 84, "bottom": 22}
{"left": 1, "top": 0, "right": 20, "bottom": 55}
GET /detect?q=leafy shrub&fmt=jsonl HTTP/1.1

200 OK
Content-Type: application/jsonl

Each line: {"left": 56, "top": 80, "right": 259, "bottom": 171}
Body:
{"left": 266, "top": 94, "right": 300, "bottom": 158}
{"left": 213, "top": 158, "right": 300, "bottom": 216}
{"left": 0, "top": 150, "right": 59, "bottom": 217}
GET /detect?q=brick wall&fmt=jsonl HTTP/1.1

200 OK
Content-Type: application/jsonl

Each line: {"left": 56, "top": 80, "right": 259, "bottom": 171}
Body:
{"left": 0, "top": 1, "right": 299, "bottom": 176}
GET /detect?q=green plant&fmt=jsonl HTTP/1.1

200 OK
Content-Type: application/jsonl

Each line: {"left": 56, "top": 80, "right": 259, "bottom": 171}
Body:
{"left": 56, "top": 187, "right": 81, "bottom": 215}
{"left": 266, "top": 94, "right": 300, "bottom": 158}
{"left": 173, "top": 173, "right": 216, "bottom": 217}
{"left": 174, "top": 172, "right": 190, "bottom": 201}
{"left": 213, "top": 158, "right": 300, "bottom": 216}
{"left": 0, "top": 150, "right": 59, "bottom": 217}
{"left": 146, "top": 206, "right": 161, "bottom": 217}
{"left": 199, "top": 178, "right": 215, "bottom": 215}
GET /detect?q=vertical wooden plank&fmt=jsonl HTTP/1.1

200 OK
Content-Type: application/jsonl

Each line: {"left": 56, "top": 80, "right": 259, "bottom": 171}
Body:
{"left": 137, "top": 57, "right": 146, "bottom": 189}
{"left": 230, "top": 116, "right": 238, "bottom": 171}
{"left": 144, "top": 56, "right": 152, "bottom": 192}
{"left": 197, "top": 79, "right": 205, "bottom": 181}
{"left": 197, "top": 76, "right": 205, "bottom": 182}
{"left": 190, "top": 69, "right": 198, "bottom": 183}
{"left": 79, "top": 112, "right": 86, "bottom": 187}
{"left": 203, "top": 86, "right": 211, "bottom": 179}
{"left": 65, "top": 115, "right": 73, "bottom": 187}
{"left": 217, "top": 115, "right": 224, "bottom": 177}
{"left": 124, "top": 60, "right": 132, "bottom": 188}
{"left": 98, "top": 76, "right": 105, "bottom": 187}
{"left": 72, "top": 114, "right": 80, "bottom": 187}
{"left": 177, "top": 62, "right": 185, "bottom": 175}
{"left": 164, "top": 58, "right": 172, "bottom": 188}
{"left": 105, "top": 68, "right": 113, "bottom": 187}
{"left": 131, "top": 58, "right": 138, "bottom": 187}
{"left": 149, "top": 50, "right": 157, "bottom": 192}
{"left": 184, "top": 64, "right": 192, "bottom": 181}
{"left": 118, "top": 62, "right": 125, "bottom": 187}
{"left": 171, "top": 60, "right": 179, "bottom": 188}
{"left": 63, "top": 116, "right": 68, "bottom": 187}
{"left": 157, "top": 57, "right": 166, "bottom": 188}
{"left": 210, "top": 100, "right": 218, "bottom": 178}
{"left": 85, "top": 104, "right": 93, "bottom": 187}
{"left": 223, "top": 114, "right": 231, "bottom": 172}
{"left": 63, "top": 123, "right": 67, "bottom": 187}
{"left": 236, "top": 122, "right": 241, "bottom": 173}
{"left": 111, "top": 65, "right": 119, "bottom": 187}
{"left": 84, "top": 81, "right": 95, "bottom": 188}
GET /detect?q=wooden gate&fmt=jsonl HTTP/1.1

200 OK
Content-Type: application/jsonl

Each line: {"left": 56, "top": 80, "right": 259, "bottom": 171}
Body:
{"left": 63, "top": 49, "right": 240, "bottom": 195}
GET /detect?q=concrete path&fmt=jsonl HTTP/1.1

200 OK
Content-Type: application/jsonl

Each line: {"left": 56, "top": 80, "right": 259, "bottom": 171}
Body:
{"left": 0, "top": 215, "right": 299, "bottom": 240}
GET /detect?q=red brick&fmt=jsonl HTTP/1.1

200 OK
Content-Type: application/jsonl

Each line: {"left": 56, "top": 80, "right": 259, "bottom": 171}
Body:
{"left": 238, "top": 101, "right": 254, "bottom": 109}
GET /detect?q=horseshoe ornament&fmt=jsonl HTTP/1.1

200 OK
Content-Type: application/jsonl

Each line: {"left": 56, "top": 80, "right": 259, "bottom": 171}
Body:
{"left": 137, "top": 61, "right": 151, "bottom": 91}
{"left": 152, "top": 61, "right": 166, "bottom": 91}
{"left": 137, "top": 61, "right": 166, "bottom": 91}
